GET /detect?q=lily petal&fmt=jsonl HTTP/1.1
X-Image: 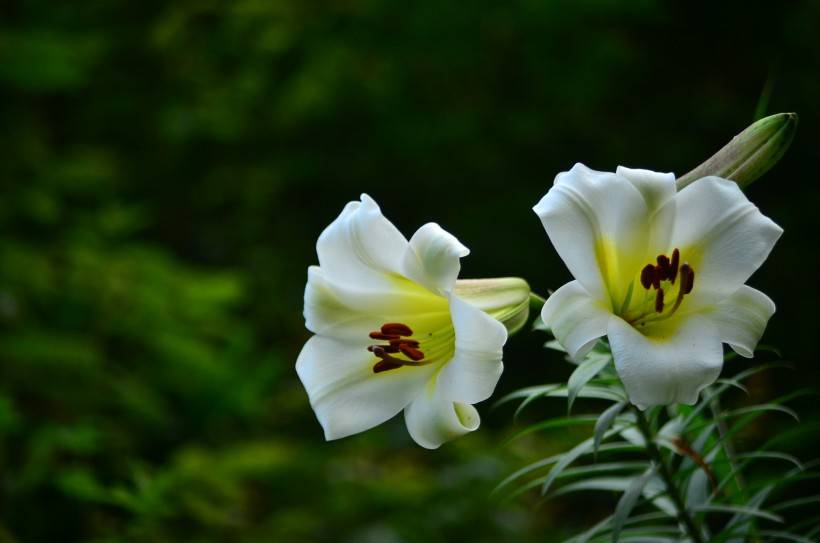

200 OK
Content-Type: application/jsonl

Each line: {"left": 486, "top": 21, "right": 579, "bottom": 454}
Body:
{"left": 708, "top": 285, "right": 775, "bottom": 358}
{"left": 296, "top": 335, "right": 437, "bottom": 440}
{"left": 533, "top": 163, "right": 657, "bottom": 305}
{"left": 403, "top": 222, "right": 470, "bottom": 295}
{"left": 616, "top": 166, "right": 677, "bottom": 254}
{"left": 671, "top": 177, "right": 783, "bottom": 303}
{"left": 304, "top": 266, "right": 449, "bottom": 341}
{"left": 404, "top": 378, "right": 481, "bottom": 449}
{"left": 437, "top": 295, "right": 507, "bottom": 404}
{"left": 608, "top": 315, "right": 724, "bottom": 409}
{"left": 316, "top": 194, "right": 408, "bottom": 290}
{"left": 542, "top": 280, "right": 611, "bottom": 360}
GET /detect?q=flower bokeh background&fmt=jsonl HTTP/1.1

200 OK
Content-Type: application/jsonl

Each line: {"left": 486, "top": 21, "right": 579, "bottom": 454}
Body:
{"left": 1, "top": 1, "right": 819, "bottom": 541}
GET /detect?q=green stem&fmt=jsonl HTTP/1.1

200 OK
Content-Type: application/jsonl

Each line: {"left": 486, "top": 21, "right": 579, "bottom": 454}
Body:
{"left": 633, "top": 407, "right": 705, "bottom": 543}
{"left": 529, "top": 292, "right": 547, "bottom": 310}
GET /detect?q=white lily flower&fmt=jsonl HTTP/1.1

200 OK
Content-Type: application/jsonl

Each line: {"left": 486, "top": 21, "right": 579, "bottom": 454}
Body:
{"left": 534, "top": 164, "right": 782, "bottom": 409}
{"left": 296, "top": 194, "right": 514, "bottom": 449}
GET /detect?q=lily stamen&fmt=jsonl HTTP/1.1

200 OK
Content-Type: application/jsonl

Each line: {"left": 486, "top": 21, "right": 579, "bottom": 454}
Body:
{"left": 669, "top": 248, "right": 680, "bottom": 284}
{"left": 628, "top": 249, "right": 696, "bottom": 326}
{"left": 368, "top": 322, "right": 430, "bottom": 373}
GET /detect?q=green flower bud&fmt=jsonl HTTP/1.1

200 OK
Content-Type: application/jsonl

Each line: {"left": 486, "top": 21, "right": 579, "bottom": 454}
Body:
{"left": 676, "top": 112, "right": 798, "bottom": 190}
{"left": 453, "top": 277, "right": 531, "bottom": 335}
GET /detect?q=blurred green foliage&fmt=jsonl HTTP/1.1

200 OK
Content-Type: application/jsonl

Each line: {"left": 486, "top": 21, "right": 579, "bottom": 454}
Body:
{"left": 0, "top": 0, "right": 818, "bottom": 541}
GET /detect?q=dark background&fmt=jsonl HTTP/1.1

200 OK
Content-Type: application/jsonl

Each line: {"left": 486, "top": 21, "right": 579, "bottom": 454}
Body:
{"left": 0, "top": 1, "right": 818, "bottom": 541}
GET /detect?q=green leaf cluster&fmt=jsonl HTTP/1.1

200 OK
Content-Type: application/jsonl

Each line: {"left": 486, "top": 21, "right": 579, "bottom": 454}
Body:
{"left": 495, "top": 342, "right": 820, "bottom": 542}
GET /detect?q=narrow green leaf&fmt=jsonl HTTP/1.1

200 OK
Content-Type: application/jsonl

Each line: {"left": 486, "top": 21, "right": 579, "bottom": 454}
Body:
{"left": 551, "top": 477, "right": 634, "bottom": 497}
{"left": 714, "top": 478, "right": 774, "bottom": 523}
{"left": 593, "top": 536, "right": 677, "bottom": 543}
{"left": 492, "top": 384, "right": 561, "bottom": 410}
{"left": 541, "top": 429, "right": 624, "bottom": 495}
{"left": 560, "top": 461, "right": 650, "bottom": 480}
{"left": 612, "top": 464, "right": 657, "bottom": 543}
{"left": 594, "top": 401, "right": 626, "bottom": 459}
{"left": 756, "top": 530, "right": 815, "bottom": 543}
{"left": 770, "top": 495, "right": 820, "bottom": 512}
{"left": 714, "top": 451, "right": 804, "bottom": 497}
{"left": 541, "top": 440, "right": 595, "bottom": 495}
{"left": 494, "top": 441, "right": 641, "bottom": 496}
{"left": 692, "top": 504, "right": 783, "bottom": 523}
{"left": 725, "top": 403, "right": 799, "bottom": 422}
{"left": 705, "top": 392, "right": 810, "bottom": 463}
{"left": 568, "top": 354, "right": 612, "bottom": 413}
{"left": 543, "top": 385, "right": 627, "bottom": 402}
{"left": 566, "top": 514, "right": 614, "bottom": 543}
{"left": 493, "top": 452, "right": 563, "bottom": 496}
{"left": 503, "top": 415, "right": 598, "bottom": 445}
{"left": 754, "top": 343, "right": 783, "bottom": 358}
{"left": 514, "top": 385, "right": 562, "bottom": 420}
{"left": 683, "top": 363, "right": 791, "bottom": 427}
{"left": 564, "top": 512, "right": 672, "bottom": 543}
{"left": 592, "top": 527, "right": 680, "bottom": 543}
{"left": 499, "top": 383, "right": 626, "bottom": 419}
{"left": 735, "top": 451, "right": 804, "bottom": 470}
{"left": 807, "top": 523, "right": 820, "bottom": 540}
{"left": 714, "top": 376, "right": 748, "bottom": 394}
{"left": 784, "top": 512, "right": 820, "bottom": 534}
{"left": 498, "top": 384, "right": 626, "bottom": 419}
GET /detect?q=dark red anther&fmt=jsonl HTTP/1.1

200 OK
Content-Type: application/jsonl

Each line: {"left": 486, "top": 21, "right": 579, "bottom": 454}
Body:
{"left": 669, "top": 248, "right": 680, "bottom": 284}
{"left": 399, "top": 345, "right": 425, "bottom": 361}
{"left": 389, "top": 338, "right": 420, "bottom": 348}
{"left": 373, "top": 360, "right": 403, "bottom": 373}
{"left": 640, "top": 264, "right": 657, "bottom": 290}
{"left": 369, "top": 331, "right": 400, "bottom": 340}
{"left": 381, "top": 323, "right": 413, "bottom": 337}
{"left": 656, "top": 254, "right": 670, "bottom": 280}
{"left": 681, "top": 265, "right": 695, "bottom": 295}
{"left": 679, "top": 263, "right": 694, "bottom": 295}
{"left": 655, "top": 288, "right": 665, "bottom": 313}
{"left": 368, "top": 344, "right": 399, "bottom": 353}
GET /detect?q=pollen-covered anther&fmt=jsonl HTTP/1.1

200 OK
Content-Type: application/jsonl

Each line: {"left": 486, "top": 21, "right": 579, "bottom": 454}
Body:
{"left": 373, "top": 359, "right": 403, "bottom": 373}
{"left": 380, "top": 323, "right": 413, "bottom": 336}
{"left": 389, "top": 338, "right": 419, "bottom": 347}
{"left": 368, "top": 344, "right": 399, "bottom": 353}
{"left": 669, "top": 248, "right": 680, "bottom": 284}
{"left": 680, "top": 263, "right": 695, "bottom": 294}
{"left": 399, "top": 345, "right": 425, "bottom": 361}
{"left": 640, "top": 264, "right": 657, "bottom": 290}
{"left": 656, "top": 254, "right": 671, "bottom": 281}
{"left": 368, "top": 322, "right": 426, "bottom": 373}
{"left": 369, "top": 331, "right": 399, "bottom": 340}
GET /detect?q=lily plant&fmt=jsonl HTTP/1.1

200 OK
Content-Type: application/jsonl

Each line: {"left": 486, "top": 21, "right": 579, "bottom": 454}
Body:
{"left": 295, "top": 113, "right": 820, "bottom": 542}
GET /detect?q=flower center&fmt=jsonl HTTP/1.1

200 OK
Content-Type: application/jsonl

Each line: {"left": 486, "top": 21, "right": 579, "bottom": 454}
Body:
{"left": 368, "top": 322, "right": 431, "bottom": 373}
{"left": 621, "top": 248, "right": 696, "bottom": 328}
